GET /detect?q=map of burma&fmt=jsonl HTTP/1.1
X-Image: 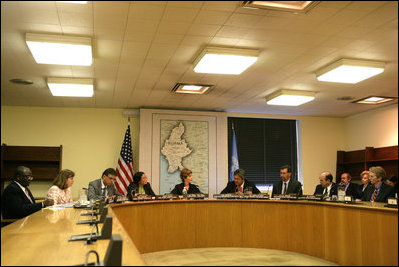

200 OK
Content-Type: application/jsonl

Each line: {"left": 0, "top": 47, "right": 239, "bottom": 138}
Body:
{"left": 161, "top": 122, "right": 192, "bottom": 173}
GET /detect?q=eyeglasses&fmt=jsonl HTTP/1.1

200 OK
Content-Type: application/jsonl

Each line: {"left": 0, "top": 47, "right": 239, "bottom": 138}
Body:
{"left": 106, "top": 175, "right": 116, "bottom": 181}
{"left": 24, "top": 175, "right": 34, "bottom": 181}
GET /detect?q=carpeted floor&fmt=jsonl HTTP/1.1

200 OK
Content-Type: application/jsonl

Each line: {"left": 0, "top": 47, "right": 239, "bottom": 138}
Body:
{"left": 141, "top": 247, "right": 340, "bottom": 266}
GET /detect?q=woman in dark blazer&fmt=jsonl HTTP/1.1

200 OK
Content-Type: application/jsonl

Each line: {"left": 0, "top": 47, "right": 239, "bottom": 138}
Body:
{"left": 356, "top": 170, "right": 372, "bottom": 199}
{"left": 170, "top": 168, "right": 201, "bottom": 195}
{"left": 127, "top": 172, "right": 155, "bottom": 199}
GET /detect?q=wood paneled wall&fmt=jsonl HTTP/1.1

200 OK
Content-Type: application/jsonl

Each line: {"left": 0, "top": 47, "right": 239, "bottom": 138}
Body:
{"left": 112, "top": 200, "right": 398, "bottom": 266}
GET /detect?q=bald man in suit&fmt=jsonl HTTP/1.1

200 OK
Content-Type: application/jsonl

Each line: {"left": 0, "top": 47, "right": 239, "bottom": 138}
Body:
{"left": 1, "top": 166, "right": 54, "bottom": 219}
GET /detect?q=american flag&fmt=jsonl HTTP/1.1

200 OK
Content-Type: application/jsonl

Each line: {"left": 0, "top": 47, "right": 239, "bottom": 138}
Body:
{"left": 115, "top": 123, "right": 134, "bottom": 195}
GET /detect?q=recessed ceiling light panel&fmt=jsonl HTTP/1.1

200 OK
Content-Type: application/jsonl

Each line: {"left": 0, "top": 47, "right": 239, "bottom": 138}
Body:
{"left": 172, "top": 83, "right": 213, "bottom": 95}
{"left": 266, "top": 89, "right": 315, "bottom": 106}
{"left": 47, "top": 77, "right": 94, "bottom": 97}
{"left": 316, "top": 59, "right": 385, "bottom": 84}
{"left": 57, "top": 1, "right": 88, "bottom": 4}
{"left": 26, "top": 33, "right": 92, "bottom": 66}
{"left": 193, "top": 47, "right": 259, "bottom": 75}
{"left": 241, "top": 1, "right": 319, "bottom": 13}
{"left": 352, "top": 96, "right": 397, "bottom": 105}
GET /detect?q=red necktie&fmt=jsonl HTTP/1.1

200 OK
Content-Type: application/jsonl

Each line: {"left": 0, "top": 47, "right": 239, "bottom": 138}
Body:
{"left": 25, "top": 188, "right": 33, "bottom": 203}
{"left": 371, "top": 188, "right": 378, "bottom": 202}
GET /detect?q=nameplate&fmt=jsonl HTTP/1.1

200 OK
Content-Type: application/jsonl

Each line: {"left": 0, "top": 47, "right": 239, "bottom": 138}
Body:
{"left": 388, "top": 198, "right": 398, "bottom": 205}
{"left": 298, "top": 195, "right": 322, "bottom": 201}
{"left": 242, "top": 193, "right": 269, "bottom": 199}
{"left": 155, "top": 194, "right": 179, "bottom": 200}
{"left": 213, "top": 193, "right": 269, "bottom": 200}
{"left": 276, "top": 194, "right": 298, "bottom": 200}
{"left": 185, "top": 193, "right": 206, "bottom": 199}
{"left": 344, "top": 196, "right": 353, "bottom": 202}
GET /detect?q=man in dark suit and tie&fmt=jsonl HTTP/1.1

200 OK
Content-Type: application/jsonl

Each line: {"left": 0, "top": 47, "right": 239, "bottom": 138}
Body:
{"left": 272, "top": 165, "right": 302, "bottom": 197}
{"left": 221, "top": 168, "right": 261, "bottom": 195}
{"left": 88, "top": 168, "right": 121, "bottom": 201}
{"left": 313, "top": 171, "right": 337, "bottom": 199}
{"left": 1, "top": 166, "right": 54, "bottom": 219}
{"left": 362, "top": 166, "right": 395, "bottom": 203}
{"left": 339, "top": 172, "right": 360, "bottom": 199}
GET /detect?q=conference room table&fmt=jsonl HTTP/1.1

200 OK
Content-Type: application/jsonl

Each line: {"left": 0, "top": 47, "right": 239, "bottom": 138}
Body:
{"left": 1, "top": 199, "right": 397, "bottom": 266}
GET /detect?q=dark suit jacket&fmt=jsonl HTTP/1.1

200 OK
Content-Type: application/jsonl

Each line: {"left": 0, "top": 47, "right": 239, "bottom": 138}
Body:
{"left": 272, "top": 179, "right": 302, "bottom": 197}
{"left": 345, "top": 182, "right": 360, "bottom": 199}
{"left": 361, "top": 183, "right": 396, "bottom": 203}
{"left": 313, "top": 183, "right": 337, "bottom": 197}
{"left": 1, "top": 181, "right": 43, "bottom": 219}
{"left": 127, "top": 182, "right": 155, "bottom": 196}
{"left": 88, "top": 178, "right": 121, "bottom": 201}
{"left": 220, "top": 180, "right": 261, "bottom": 194}
{"left": 171, "top": 183, "right": 201, "bottom": 195}
{"left": 356, "top": 183, "right": 373, "bottom": 200}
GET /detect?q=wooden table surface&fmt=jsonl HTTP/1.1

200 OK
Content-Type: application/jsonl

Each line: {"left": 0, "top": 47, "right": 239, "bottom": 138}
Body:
{"left": 111, "top": 199, "right": 398, "bottom": 266}
{"left": 1, "top": 205, "right": 145, "bottom": 266}
{"left": 2, "top": 199, "right": 397, "bottom": 266}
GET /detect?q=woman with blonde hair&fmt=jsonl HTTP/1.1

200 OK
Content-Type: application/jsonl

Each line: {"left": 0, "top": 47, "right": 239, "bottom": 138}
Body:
{"left": 46, "top": 169, "right": 75, "bottom": 204}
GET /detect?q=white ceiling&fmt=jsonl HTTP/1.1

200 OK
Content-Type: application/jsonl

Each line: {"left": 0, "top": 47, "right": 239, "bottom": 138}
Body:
{"left": 1, "top": 1, "right": 398, "bottom": 117}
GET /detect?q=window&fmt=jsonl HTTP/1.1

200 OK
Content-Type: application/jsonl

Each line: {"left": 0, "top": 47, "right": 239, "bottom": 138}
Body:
{"left": 228, "top": 117, "right": 298, "bottom": 186}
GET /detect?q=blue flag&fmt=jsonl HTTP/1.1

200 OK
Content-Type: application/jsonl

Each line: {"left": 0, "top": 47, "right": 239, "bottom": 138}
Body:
{"left": 229, "top": 128, "right": 239, "bottom": 182}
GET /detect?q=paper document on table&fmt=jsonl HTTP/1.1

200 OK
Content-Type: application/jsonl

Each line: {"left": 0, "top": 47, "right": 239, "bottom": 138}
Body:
{"left": 44, "top": 201, "right": 77, "bottom": 210}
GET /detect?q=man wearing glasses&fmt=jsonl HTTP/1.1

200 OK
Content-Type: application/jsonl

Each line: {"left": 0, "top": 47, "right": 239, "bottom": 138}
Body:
{"left": 1, "top": 166, "right": 54, "bottom": 219}
{"left": 88, "top": 168, "right": 121, "bottom": 201}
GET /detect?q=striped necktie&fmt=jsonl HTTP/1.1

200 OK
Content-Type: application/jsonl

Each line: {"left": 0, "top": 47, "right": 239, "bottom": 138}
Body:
{"left": 371, "top": 188, "right": 378, "bottom": 202}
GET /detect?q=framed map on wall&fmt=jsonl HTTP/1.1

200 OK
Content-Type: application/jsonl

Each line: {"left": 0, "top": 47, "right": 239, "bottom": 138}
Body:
{"left": 139, "top": 109, "right": 227, "bottom": 197}
{"left": 160, "top": 120, "right": 209, "bottom": 194}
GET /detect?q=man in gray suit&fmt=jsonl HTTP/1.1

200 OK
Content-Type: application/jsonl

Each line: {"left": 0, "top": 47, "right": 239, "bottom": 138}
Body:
{"left": 88, "top": 168, "right": 121, "bottom": 201}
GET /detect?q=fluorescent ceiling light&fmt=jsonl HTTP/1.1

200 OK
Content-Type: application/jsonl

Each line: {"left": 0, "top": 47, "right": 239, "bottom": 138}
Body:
{"left": 241, "top": 1, "right": 319, "bottom": 13}
{"left": 172, "top": 83, "right": 213, "bottom": 95}
{"left": 352, "top": 96, "right": 397, "bottom": 105}
{"left": 266, "top": 89, "right": 315, "bottom": 106}
{"left": 47, "top": 78, "right": 94, "bottom": 97}
{"left": 316, "top": 59, "right": 385, "bottom": 84}
{"left": 57, "top": 1, "right": 88, "bottom": 3}
{"left": 193, "top": 47, "right": 258, "bottom": 75}
{"left": 26, "top": 33, "right": 92, "bottom": 66}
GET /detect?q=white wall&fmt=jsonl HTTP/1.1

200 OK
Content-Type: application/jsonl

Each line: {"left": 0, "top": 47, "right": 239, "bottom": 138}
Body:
{"left": 3, "top": 105, "right": 396, "bottom": 198}
{"left": 1, "top": 106, "right": 139, "bottom": 198}
{"left": 344, "top": 104, "right": 398, "bottom": 150}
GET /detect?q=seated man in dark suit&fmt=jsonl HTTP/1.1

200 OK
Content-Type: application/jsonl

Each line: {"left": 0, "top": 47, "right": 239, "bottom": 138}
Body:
{"left": 362, "top": 166, "right": 396, "bottom": 203}
{"left": 88, "top": 168, "right": 121, "bottom": 201}
{"left": 272, "top": 165, "right": 302, "bottom": 197}
{"left": 1, "top": 166, "right": 54, "bottom": 219}
{"left": 221, "top": 169, "right": 260, "bottom": 196}
{"left": 313, "top": 171, "right": 337, "bottom": 199}
{"left": 385, "top": 175, "right": 398, "bottom": 195}
{"left": 339, "top": 172, "right": 360, "bottom": 199}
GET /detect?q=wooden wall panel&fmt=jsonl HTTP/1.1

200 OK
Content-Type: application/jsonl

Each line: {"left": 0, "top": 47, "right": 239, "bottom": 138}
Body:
{"left": 111, "top": 200, "right": 397, "bottom": 266}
